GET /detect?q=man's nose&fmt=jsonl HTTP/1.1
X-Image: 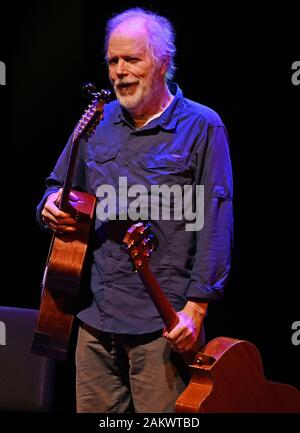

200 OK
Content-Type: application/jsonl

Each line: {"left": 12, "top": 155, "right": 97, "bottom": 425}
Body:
{"left": 116, "top": 59, "right": 128, "bottom": 77}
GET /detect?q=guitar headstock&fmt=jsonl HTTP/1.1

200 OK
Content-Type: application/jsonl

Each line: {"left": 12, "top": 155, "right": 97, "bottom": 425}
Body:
{"left": 123, "top": 222, "right": 158, "bottom": 272}
{"left": 73, "top": 85, "right": 111, "bottom": 142}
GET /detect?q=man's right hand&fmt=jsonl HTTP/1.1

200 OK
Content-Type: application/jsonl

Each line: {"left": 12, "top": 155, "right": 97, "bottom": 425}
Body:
{"left": 41, "top": 188, "right": 78, "bottom": 233}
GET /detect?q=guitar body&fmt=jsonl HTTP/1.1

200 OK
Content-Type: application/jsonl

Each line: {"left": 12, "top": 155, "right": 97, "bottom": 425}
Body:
{"left": 32, "top": 191, "right": 96, "bottom": 360}
{"left": 175, "top": 336, "right": 300, "bottom": 412}
{"left": 123, "top": 223, "right": 300, "bottom": 413}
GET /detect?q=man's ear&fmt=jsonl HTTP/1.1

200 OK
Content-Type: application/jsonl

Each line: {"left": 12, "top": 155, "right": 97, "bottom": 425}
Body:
{"left": 161, "top": 55, "right": 170, "bottom": 77}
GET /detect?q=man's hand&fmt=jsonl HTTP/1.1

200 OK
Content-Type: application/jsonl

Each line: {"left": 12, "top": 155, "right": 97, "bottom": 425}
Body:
{"left": 163, "top": 301, "right": 207, "bottom": 352}
{"left": 41, "top": 188, "right": 79, "bottom": 234}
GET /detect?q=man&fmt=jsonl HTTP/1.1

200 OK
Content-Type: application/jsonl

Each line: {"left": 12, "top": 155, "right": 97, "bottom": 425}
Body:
{"left": 37, "top": 8, "right": 233, "bottom": 412}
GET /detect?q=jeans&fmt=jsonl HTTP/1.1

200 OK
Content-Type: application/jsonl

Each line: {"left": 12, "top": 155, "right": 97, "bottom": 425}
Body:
{"left": 75, "top": 323, "right": 194, "bottom": 413}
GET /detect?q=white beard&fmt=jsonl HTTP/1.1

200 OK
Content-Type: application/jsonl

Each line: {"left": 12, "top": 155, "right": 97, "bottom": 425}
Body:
{"left": 115, "top": 83, "right": 146, "bottom": 110}
{"left": 113, "top": 68, "right": 160, "bottom": 113}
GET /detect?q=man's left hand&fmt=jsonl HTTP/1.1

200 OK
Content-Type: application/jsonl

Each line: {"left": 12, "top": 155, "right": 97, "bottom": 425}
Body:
{"left": 162, "top": 301, "right": 207, "bottom": 352}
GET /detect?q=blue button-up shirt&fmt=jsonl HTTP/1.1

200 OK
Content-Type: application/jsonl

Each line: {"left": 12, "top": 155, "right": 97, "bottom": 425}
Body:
{"left": 37, "top": 83, "right": 233, "bottom": 334}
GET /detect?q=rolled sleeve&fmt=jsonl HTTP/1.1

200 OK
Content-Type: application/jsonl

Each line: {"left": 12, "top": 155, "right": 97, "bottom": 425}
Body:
{"left": 186, "top": 124, "right": 233, "bottom": 301}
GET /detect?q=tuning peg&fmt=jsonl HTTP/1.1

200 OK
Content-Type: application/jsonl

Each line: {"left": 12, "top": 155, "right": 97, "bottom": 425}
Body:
{"left": 141, "top": 223, "right": 158, "bottom": 249}
{"left": 126, "top": 239, "right": 135, "bottom": 249}
{"left": 143, "top": 222, "right": 152, "bottom": 232}
{"left": 100, "top": 89, "right": 112, "bottom": 101}
{"left": 143, "top": 238, "right": 156, "bottom": 253}
{"left": 82, "top": 82, "right": 96, "bottom": 97}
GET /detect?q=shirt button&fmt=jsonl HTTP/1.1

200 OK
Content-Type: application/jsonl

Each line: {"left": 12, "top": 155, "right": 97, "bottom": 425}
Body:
{"left": 123, "top": 161, "right": 129, "bottom": 167}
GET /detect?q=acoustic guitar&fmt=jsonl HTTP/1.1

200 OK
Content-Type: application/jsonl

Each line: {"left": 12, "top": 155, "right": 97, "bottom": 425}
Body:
{"left": 123, "top": 222, "right": 300, "bottom": 412}
{"left": 31, "top": 85, "right": 111, "bottom": 360}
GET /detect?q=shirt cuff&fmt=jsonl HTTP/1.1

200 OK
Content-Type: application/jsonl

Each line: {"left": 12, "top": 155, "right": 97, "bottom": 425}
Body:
{"left": 186, "top": 280, "right": 224, "bottom": 301}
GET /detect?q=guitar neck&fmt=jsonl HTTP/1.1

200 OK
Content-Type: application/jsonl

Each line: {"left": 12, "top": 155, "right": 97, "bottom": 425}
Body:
{"left": 60, "top": 137, "right": 80, "bottom": 211}
{"left": 139, "top": 262, "right": 179, "bottom": 332}
{"left": 57, "top": 88, "right": 110, "bottom": 212}
{"left": 139, "top": 261, "right": 197, "bottom": 364}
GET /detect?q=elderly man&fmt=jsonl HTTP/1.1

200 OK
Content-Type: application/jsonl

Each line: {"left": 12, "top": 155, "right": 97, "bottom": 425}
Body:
{"left": 37, "top": 8, "right": 233, "bottom": 413}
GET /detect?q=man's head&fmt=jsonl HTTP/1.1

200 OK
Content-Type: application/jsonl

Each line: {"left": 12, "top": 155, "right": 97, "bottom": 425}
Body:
{"left": 105, "top": 8, "right": 176, "bottom": 116}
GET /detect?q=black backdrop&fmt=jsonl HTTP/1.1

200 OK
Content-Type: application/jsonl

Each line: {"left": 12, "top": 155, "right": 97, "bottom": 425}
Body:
{"left": 1, "top": 0, "right": 299, "bottom": 411}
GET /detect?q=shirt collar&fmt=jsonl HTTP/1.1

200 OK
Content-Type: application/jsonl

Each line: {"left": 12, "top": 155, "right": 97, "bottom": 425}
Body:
{"left": 112, "top": 82, "right": 184, "bottom": 131}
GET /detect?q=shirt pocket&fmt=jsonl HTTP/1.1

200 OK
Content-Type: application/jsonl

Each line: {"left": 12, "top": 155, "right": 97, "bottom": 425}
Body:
{"left": 138, "top": 153, "right": 185, "bottom": 173}
{"left": 86, "top": 141, "right": 120, "bottom": 164}
{"left": 85, "top": 142, "right": 121, "bottom": 193}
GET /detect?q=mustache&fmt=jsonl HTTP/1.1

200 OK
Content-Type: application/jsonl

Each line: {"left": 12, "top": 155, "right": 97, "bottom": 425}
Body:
{"left": 114, "top": 79, "right": 139, "bottom": 88}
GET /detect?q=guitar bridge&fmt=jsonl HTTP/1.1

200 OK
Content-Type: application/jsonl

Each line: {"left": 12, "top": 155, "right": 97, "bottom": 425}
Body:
{"left": 194, "top": 352, "right": 215, "bottom": 366}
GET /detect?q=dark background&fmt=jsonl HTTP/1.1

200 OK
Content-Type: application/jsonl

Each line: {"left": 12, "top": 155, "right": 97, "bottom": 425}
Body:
{"left": 1, "top": 0, "right": 299, "bottom": 411}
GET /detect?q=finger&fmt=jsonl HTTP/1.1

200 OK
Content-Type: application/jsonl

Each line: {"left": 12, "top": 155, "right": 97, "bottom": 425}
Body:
{"left": 162, "top": 327, "right": 169, "bottom": 338}
{"left": 47, "top": 222, "right": 77, "bottom": 233}
{"left": 166, "top": 328, "right": 195, "bottom": 351}
{"left": 48, "top": 189, "right": 62, "bottom": 206}
{"left": 44, "top": 203, "right": 71, "bottom": 220}
{"left": 169, "top": 338, "right": 194, "bottom": 353}
{"left": 165, "top": 324, "right": 183, "bottom": 341}
{"left": 43, "top": 204, "right": 76, "bottom": 223}
{"left": 169, "top": 341, "right": 186, "bottom": 353}
{"left": 44, "top": 200, "right": 64, "bottom": 217}
{"left": 56, "top": 226, "right": 77, "bottom": 234}
{"left": 42, "top": 208, "right": 76, "bottom": 226}
{"left": 69, "top": 192, "right": 80, "bottom": 201}
{"left": 42, "top": 210, "right": 61, "bottom": 226}
{"left": 56, "top": 215, "right": 77, "bottom": 224}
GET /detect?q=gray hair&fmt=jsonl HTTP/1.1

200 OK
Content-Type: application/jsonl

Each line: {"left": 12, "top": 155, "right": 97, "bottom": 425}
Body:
{"left": 105, "top": 8, "right": 176, "bottom": 81}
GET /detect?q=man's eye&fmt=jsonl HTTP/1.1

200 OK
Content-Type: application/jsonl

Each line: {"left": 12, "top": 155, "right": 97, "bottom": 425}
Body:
{"left": 108, "top": 57, "right": 140, "bottom": 65}
{"left": 127, "top": 58, "right": 139, "bottom": 63}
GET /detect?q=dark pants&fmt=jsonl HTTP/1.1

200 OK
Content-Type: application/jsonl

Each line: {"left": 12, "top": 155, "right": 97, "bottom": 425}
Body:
{"left": 75, "top": 324, "right": 195, "bottom": 413}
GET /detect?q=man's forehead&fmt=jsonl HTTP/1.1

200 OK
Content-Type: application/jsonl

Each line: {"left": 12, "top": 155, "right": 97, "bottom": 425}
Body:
{"left": 108, "top": 20, "right": 149, "bottom": 51}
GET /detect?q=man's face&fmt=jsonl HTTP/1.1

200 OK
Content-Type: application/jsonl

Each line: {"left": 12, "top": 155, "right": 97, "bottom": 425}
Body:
{"left": 107, "top": 23, "right": 164, "bottom": 115}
